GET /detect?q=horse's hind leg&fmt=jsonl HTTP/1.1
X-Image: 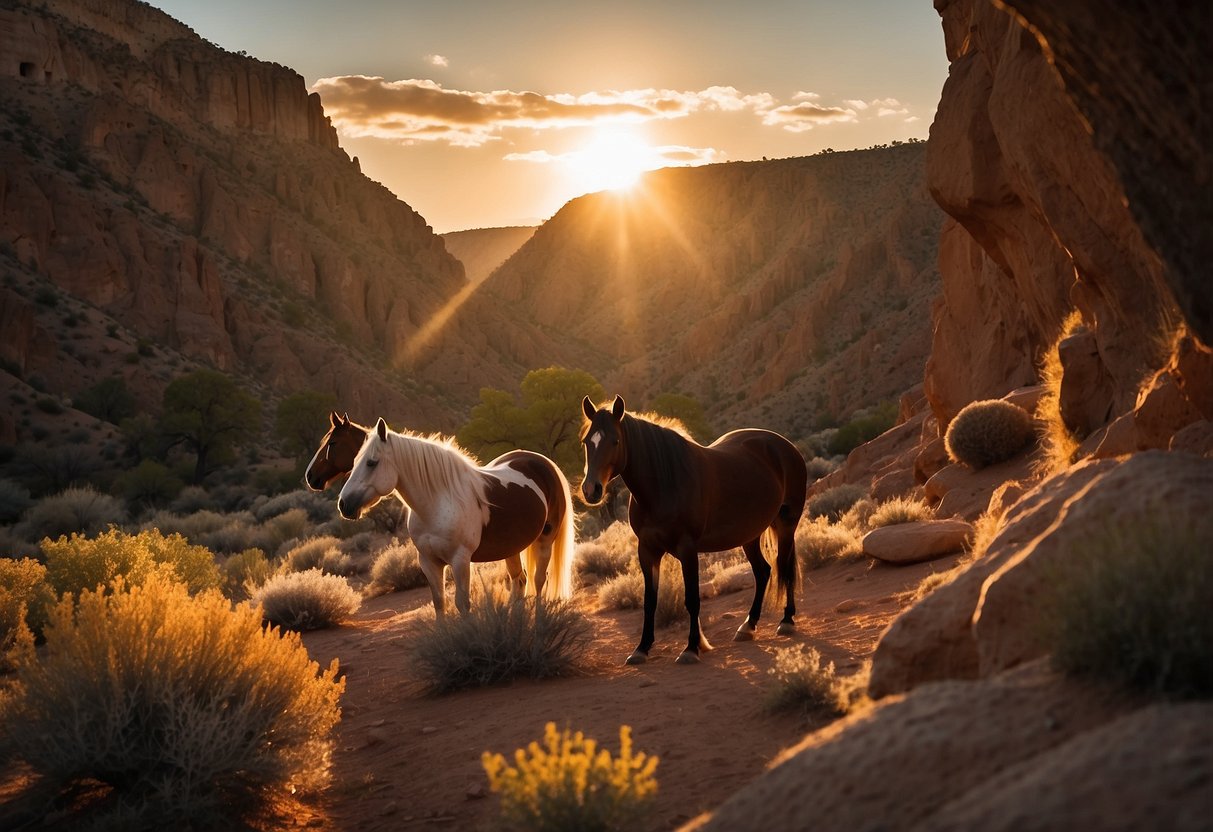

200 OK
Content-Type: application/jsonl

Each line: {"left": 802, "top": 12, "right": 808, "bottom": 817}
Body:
{"left": 734, "top": 538, "right": 771, "bottom": 641}
{"left": 504, "top": 553, "right": 526, "bottom": 599}
{"left": 531, "top": 538, "right": 554, "bottom": 600}
{"left": 776, "top": 506, "right": 798, "bottom": 635}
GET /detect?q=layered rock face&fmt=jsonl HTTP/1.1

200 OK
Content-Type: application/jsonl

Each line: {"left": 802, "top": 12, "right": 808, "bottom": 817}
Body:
{"left": 924, "top": 0, "right": 1191, "bottom": 429}
{"left": 0, "top": 0, "right": 531, "bottom": 428}
{"left": 482, "top": 145, "right": 943, "bottom": 435}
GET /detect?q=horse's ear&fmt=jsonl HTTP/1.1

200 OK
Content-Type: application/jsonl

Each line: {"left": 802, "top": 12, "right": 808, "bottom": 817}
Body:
{"left": 329, "top": 410, "right": 342, "bottom": 427}
{"left": 582, "top": 396, "right": 596, "bottom": 421}
{"left": 375, "top": 417, "right": 388, "bottom": 441}
{"left": 611, "top": 395, "right": 626, "bottom": 419}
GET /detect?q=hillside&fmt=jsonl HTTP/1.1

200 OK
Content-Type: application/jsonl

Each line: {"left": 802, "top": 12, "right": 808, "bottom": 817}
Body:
{"left": 481, "top": 144, "right": 942, "bottom": 436}
{"left": 441, "top": 226, "right": 536, "bottom": 286}
{"left": 0, "top": 0, "right": 536, "bottom": 434}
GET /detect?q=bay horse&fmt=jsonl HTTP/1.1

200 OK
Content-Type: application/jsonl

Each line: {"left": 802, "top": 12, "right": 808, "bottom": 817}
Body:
{"left": 337, "top": 417, "right": 576, "bottom": 613}
{"left": 581, "top": 395, "right": 806, "bottom": 665}
{"left": 304, "top": 412, "right": 369, "bottom": 492}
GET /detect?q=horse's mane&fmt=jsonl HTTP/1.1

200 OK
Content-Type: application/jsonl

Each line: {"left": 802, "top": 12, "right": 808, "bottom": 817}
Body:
{"left": 381, "top": 429, "right": 489, "bottom": 511}
{"left": 621, "top": 411, "right": 697, "bottom": 485}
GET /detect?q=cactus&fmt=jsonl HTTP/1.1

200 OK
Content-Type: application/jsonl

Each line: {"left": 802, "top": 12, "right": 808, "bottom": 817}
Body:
{"left": 944, "top": 399, "right": 1034, "bottom": 470}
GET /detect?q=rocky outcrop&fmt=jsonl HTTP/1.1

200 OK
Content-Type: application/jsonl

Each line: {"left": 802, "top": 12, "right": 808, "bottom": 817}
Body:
{"left": 441, "top": 226, "right": 537, "bottom": 286}
{"left": 924, "top": 0, "right": 1189, "bottom": 431}
{"left": 690, "top": 660, "right": 1213, "bottom": 832}
{"left": 481, "top": 145, "right": 943, "bottom": 436}
{"left": 862, "top": 519, "right": 972, "bottom": 565}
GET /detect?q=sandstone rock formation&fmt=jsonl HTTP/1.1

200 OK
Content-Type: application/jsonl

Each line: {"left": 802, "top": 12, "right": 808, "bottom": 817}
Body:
{"left": 862, "top": 519, "right": 972, "bottom": 565}
{"left": 441, "top": 226, "right": 537, "bottom": 286}
{"left": 480, "top": 145, "right": 943, "bottom": 436}
{"left": 0, "top": 0, "right": 539, "bottom": 431}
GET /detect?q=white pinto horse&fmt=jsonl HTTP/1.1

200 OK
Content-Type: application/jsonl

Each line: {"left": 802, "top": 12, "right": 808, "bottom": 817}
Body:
{"left": 338, "top": 418, "right": 575, "bottom": 614}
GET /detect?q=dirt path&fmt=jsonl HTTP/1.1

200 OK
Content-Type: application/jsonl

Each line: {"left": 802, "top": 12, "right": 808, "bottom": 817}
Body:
{"left": 298, "top": 554, "right": 961, "bottom": 831}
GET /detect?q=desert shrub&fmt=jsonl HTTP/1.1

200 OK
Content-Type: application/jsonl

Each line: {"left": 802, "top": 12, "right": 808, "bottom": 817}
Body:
{"left": 482, "top": 721, "right": 658, "bottom": 832}
{"left": 574, "top": 541, "right": 632, "bottom": 588}
{"left": 221, "top": 548, "right": 273, "bottom": 602}
{"left": 764, "top": 644, "right": 847, "bottom": 717}
{"left": 368, "top": 539, "right": 427, "bottom": 595}
{"left": 0, "top": 557, "right": 55, "bottom": 636}
{"left": 838, "top": 498, "right": 876, "bottom": 531}
{"left": 168, "top": 485, "right": 218, "bottom": 514}
{"left": 411, "top": 586, "right": 591, "bottom": 694}
{"left": 252, "top": 569, "right": 361, "bottom": 630}
{"left": 1, "top": 576, "right": 343, "bottom": 826}
{"left": 284, "top": 535, "right": 343, "bottom": 573}
{"left": 199, "top": 514, "right": 261, "bottom": 554}
{"left": 596, "top": 557, "right": 686, "bottom": 627}
{"left": 320, "top": 548, "right": 356, "bottom": 577}
{"left": 1040, "top": 510, "right": 1212, "bottom": 698}
{"left": 142, "top": 508, "right": 231, "bottom": 542}
{"left": 944, "top": 399, "right": 1034, "bottom": 470}
{"left": 796, "top": 517, "right": 865, "bottom": 571}
{"left": 826, "top": 401, "right": 897, "bottom": 456}
{"left": 806, "top": 483, "right": 867, "bottom": 521}
{"left": 261, "top": 506, "right": 310, "bottom": 554}
{"left": 41, "top": 528, "right": 221, "bottom": 598}
{"left": 116, "top": 459, "right": 185, "bottom": 508}
{"left": 252, "top": 489, "right": 332, "bottom": 523}
{"left": 0, "top": 591, "right": 35, "bottom": 672}
{"left": 18, "top": 485, "right": 126, "bottom": 540}
{"left": 0, "top": 478, "right": 33, "bottom": 523}
{"left": 868, "top": 496, "right": 933, "bottom": 528}
{"left": 805, "top": 456, "right": 839, "bottom": 481}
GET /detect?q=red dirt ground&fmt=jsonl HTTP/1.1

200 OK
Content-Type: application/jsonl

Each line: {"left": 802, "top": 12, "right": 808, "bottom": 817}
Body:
{"left": 299, "top": 554, "right": 962, "bottom": 831}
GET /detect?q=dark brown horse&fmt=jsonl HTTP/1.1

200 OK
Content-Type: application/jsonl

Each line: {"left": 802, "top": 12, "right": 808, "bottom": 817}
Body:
{"left": 581, "top": 395, "right": 806, "bottom": 665}
{"left": 303, "top": 412, "right": 369, "bottom": 491}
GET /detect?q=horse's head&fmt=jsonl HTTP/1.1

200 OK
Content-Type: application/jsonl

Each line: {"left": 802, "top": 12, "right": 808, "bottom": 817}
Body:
{"left": 304, "top": 411, "right": 369, "bottom": 491}
{"left": 580, "top": 394, "right": 627, "bottom": 505}
{"left": 337, "top": 417, "right": 397, "bottom": 520}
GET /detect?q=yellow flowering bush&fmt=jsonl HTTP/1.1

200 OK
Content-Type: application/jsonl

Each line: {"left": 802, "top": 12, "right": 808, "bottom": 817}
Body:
{"left": 482, "top": 722, "right": 658, "bottom": 832}
{"left": 41, "top": 527, "right": 220, "bottom": 597}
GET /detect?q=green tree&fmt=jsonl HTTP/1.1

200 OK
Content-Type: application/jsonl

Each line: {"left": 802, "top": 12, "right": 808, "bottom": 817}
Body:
{"left": 647, "top": 392, "right": 714, "bottom": 443}
{"left": 275, "top": 390, "right": 338, "bottom": 463}
{"left": 458, "top": 367, "right": 604, "bottom": 476}
{"left": 161, "top": 370, "right": 262, "bottom": 484}
{"left": 75, "top": 376, "right": 136, "bottom": 424}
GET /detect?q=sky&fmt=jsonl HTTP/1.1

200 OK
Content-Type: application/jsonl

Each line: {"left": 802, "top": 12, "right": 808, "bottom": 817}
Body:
{"left": 149, "top": 1, "right": 948, "bottom": 233}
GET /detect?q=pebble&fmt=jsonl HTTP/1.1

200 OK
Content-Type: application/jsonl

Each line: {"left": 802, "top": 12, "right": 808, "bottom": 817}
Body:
{"left": 421, "top": 725, "right": 439, "bottom": 734}
{"left": 466, "top": 783, "right": 487, "bottom": 800}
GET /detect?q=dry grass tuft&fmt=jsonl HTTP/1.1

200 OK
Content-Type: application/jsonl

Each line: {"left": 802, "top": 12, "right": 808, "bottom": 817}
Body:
{"left": 763, "top": 644, "right": 849, "bottom": 717}
{"left": 867, "top": 496, "right": 933, "bottom": 528}
{"left": 796, "top": 517, "right": 865, "bottom": 571}
{"left": 1034, "top": 310, "right": 1084, "bottom": 476}
{"left": 411, "top": 586, "right": 591, "bottom": 694}
{"left": 806, "top": 483, "right": 868, "bottom": 522}
{"left": 596, "top": 557, "right": 687, "bottom": 627}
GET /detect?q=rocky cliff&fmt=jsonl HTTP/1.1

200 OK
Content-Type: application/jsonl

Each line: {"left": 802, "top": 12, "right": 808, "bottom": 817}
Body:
{"left": 481, "top": 144, "right": 943, "bottom": 436}
{"left": 0, "top": 0, "right": 533, "bottom": 430}
{"left": 441, "top": 226, "right": 536, "bottom": 287}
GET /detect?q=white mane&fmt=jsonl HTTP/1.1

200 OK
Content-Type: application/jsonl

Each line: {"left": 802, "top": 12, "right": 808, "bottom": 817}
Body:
{"left": 378, "top": 429, "right": 488, "bottom": 514}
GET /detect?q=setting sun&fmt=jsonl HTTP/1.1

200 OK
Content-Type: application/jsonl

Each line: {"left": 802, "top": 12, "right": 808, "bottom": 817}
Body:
{"left": 564, "top": 129, "right": 660, "bottom": 194}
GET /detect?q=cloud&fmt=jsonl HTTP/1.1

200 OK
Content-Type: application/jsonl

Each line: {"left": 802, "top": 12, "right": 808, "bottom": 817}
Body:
{"left": 424, "top": 54, "right": 449, "bottom": 68}
{"left": 761, "top": 101, "right": 858, "bottom": 132}
{"left": 311, "top": 75, "right": 918, "bottom": 145}
{"left": 504, "top": 144, "right": 724, "bottom": 168}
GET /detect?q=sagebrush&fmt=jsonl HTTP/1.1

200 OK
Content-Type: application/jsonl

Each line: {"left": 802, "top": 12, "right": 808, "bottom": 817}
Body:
{"left": 795, "top": 517, "right": 864, "bottom": 571}
{"left": 596, "top": 556, "right": 687, "bottom": 627}
{"left": 411, "top": 586, "right": 591, "bottom": 694}
{"left": 368, "top": 539, "right": 428, "bottom": 595}
{"left": 42, "top": 528, "right": 220, "bottom": 598}
{"left": 764, "top": 644, "right": 848, "bottom": 717}
{"left": 0, "top": 576, "right": 343, "bottom": 826}
{"left": 252, "top": 569, "right": 362, "bottom": 630}
{"left": 806, "top": 483, "right": 867, "bottom": 521}
{"left": 868, "top": 496, "right": 932, "bottom": 528}
{"left": 482, "top": 721, "right": 658, "bottom": 832}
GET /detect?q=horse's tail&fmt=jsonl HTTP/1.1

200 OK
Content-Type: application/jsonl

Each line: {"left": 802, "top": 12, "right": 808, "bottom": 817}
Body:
{"left": 771, "top": 504, "right": 799, "bottom": 606}
{"left": 528, "top": 462, "right": 575, "bottom": 600}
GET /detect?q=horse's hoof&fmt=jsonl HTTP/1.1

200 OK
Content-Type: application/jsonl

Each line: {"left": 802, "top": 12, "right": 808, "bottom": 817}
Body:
{"left": 625, "top": 650, "right": 648, "bottom": 666}
{"left": 776, "top": 621, "right": 796, "bottom": 636}
{"left": 676, "top": 650, "right": 701, "bottom": 665}
{"left": 733, "top": 624, "right": 756, "bottom": 642}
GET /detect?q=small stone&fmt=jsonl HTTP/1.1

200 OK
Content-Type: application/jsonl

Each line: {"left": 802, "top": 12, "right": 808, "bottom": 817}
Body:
{"left": 421, "top": 725, "right": 439, "bottom": 734}
{"left": 638, "top": 678, "right": 657, "bottom": 688}
{"left": 834, "top": 599, "right": 862, "bottom": 614}
{"left": 366, "top": 727, "right": 390, "bottom": 745}
{"left": 370, "top": 718, "right": 386, "bottom": 727}
{"left": 466, "top": 783, "right": 487, "bottom": 800}
{"left": 380, "top": 802, "right": 399, "bottom": 816}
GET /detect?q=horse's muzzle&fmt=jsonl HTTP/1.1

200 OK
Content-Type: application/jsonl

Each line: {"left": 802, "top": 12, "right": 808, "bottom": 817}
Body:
{"left": 581, "top": 480, "right": 604, "bottom": 505}
{"left": 337, "top": 494, "right": 361, "bottom": 520}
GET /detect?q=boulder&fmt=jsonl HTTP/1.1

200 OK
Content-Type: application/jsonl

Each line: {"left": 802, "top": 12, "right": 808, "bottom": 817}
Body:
{"left": 868, "top": 458, "right": 1116, "bottom": 699}
{"left": 973, "top": 451, "right": 1213, "bottom": 676}
{"left": 862, "top": 520, "right": 973, "bottom": 565}
{"left": 923, "top": 452, "right": 1039, "bottom": 521}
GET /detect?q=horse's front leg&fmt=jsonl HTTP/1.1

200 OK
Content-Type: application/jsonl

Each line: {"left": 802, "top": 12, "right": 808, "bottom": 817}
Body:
{"left": 418, "top": 549, "right": 447, "bottom": 617}
{"left": 626, "top": 544, "right": 663, "bottom": 665}
{"left": 676, "top": 542, "right": 711, "bottom": 664}
{"left": 450, "top": 549, "right": 474, "bottom": 614}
